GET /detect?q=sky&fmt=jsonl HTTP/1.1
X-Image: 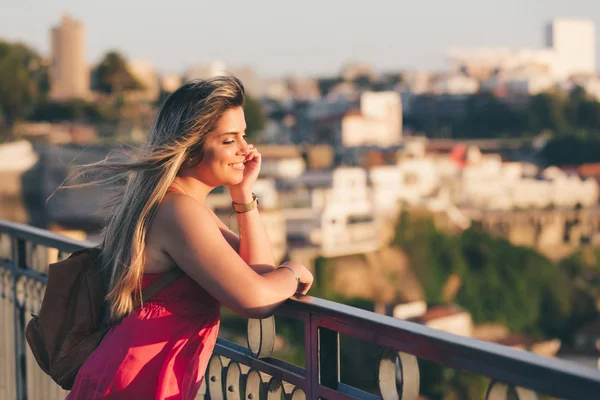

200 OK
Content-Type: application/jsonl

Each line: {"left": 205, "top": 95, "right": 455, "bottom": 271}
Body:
{"left": 1, "top": 0, "right": 599, "bottom": 78}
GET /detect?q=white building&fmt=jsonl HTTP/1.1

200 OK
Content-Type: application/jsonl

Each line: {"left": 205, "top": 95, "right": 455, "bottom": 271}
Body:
{"left": 262, "top": 79, "right": 290, "bottom": 102}
{"left": 160, "top": 73, "right": 182, "bottom": 94}
{"left": 448, "top": 18, "right": 596, "bottom": 80}
{"left": 546, "top": 18, "right": 596, "bottom": 79}
{"left": 461, "top": 161, "right": 599, "bottom": 210}
{"left": 341, "top": 91, "right": 402, "bottom": 147}
{"left": 341, "top": 62, "right": 376, "bottom": 82}
{"left": 126, "top": 60, "right": 160, "bottom": 102}
{"left": 408, "top": 305, "right": 473, "bottom": 338}
{"left": 505, "top": 73, "right": 557, "bottom": 96}
{"left": 369, "top": 166, "right": 404, "bottom": 215}
{"left": 284, "top": 167, "right": 381, "bottom": 257}
{"left": 227, "top": 66, "right": 262, "bottom": 97}
{"left": 258, "top": 145, "right": 306, "bottom": 180}
{"left": 50, "top": 14, "right": 90, "bottom": 101}
{"left": 431, "top": 74, "right": 479, "bottom": 95}
{"left": 184, "top": 60, "right": 227, "bottom": 82}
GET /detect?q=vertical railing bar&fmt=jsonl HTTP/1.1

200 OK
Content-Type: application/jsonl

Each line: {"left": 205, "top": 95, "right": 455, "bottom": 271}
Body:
{"left": 307, "top": 311, "right": 319, "bottom": 400}
{"left": 12, "top": 237, "right": 27, "bottom": 400}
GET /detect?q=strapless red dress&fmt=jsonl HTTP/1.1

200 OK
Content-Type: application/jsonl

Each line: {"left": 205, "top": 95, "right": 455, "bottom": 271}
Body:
{"left": 66, "top": 272, "right": 220, "bottom": 399}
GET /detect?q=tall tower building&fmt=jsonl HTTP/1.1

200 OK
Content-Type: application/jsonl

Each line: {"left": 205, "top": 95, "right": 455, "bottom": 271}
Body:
{"left": 546, "top": 18, "right": 596, "bottom": 77}
{"left": 50, "top": 14, "right": 90, "bottom": 101}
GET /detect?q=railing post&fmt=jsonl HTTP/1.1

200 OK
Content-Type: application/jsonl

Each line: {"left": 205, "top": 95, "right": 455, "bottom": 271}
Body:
{"left": 12, "top": 237, "right": 27, "bottom": 400}
{"left": 307, "top": 313, "right": 318, "bottom": 400}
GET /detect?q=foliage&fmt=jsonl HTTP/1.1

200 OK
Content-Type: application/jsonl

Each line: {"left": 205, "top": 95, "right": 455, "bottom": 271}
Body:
{"left": 352, "top": 74, "right": 373, "bottom": 89}
{"left": 408, "top": 88, "right": 600, "bottom": 141}
{"left": 392, "top": 211, "right": 577, "bottom": 336}
{"left": 92, "top": 51, "right": 142, "bottom": 94}
{"left": 0, "top": 41, "right": 47, "bottom": 141}
{"left": 392, "top": 211, "right": 600, "bottom": 398}
{"left": 243, "top": 94, "right": 265, "bottom": 142}
{"left": 540, "top": 134, "right": 600, "bottom": 166}
{"left": 553, "top": 249, "right": 600, "bottom": 343}
{"left": 29, "top": 99, "right": 118, "bottom": 123}
{"left": 419, "top": 359, "right": 489, "bottom": 400}
{"left": 317, "top": 76, "right": 344, "bottom": 96}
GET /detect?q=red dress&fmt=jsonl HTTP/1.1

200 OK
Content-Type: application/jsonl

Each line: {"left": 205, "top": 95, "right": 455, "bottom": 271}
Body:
{"left": 66, "top": 270, "right": 221, "bottom": 399}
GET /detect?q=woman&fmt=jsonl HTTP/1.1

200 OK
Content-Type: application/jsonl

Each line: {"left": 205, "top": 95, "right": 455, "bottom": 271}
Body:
{"left": 66, "top": 76, "right": 313, "bottom": 399}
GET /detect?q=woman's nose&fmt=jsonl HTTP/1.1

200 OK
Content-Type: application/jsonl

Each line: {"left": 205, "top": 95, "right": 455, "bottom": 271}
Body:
{"left": 238, "top": 142, "right": 250, "bottom": 155}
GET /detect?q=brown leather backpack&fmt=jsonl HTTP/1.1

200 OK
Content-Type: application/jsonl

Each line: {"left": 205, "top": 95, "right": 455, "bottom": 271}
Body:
{"left": 25, "top": 247, "right": 182, "bottom": 390}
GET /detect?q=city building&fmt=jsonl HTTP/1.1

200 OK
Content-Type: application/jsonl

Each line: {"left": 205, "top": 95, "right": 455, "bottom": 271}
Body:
{"left": 448, "top": 18, "right": 596, "bottom": 80}
{"left": 126, "top": 60, "right": 160, "bottom": 102}
{"left": 160, "top": 73, "right": 182, "bottom": 93}
{"left": 183, "top": 62, "right": 262, "bottom": 97}
{"left": 49, "top": 14, "right": 90, "bottom": 101}
{"left": 184, "top": 60, "right": 227, "bottom": 82}
{"left": 258, "top": 145, "right": 306, "bottom": 180}
{"left": 408, "top": 305, "right": 474, "bottom": 337}
{"left": 261, "top": 78, "right": 290, "bottom": 102}
{"left": 340, "top": 91, "right": 403, "bottom": 147}
{"left": 341, "top": 62, "right": 376, "bottom": 82}
{"left": 228, "top": 66, "right": 262, "bottom": 97}
{"left": 482, "top": 70, "right": 557, "bottom": 98}
{"left": 286, "top": 76, "right": 321, "bottom": 102}
{"left": 284, "top": 167, "right": 381, "bottom": 257}
{"left": 546, "top": 18, "right": 596, "bottom": 78}
{"left": 431, "top": 73, "right": 479, "bottom": 95}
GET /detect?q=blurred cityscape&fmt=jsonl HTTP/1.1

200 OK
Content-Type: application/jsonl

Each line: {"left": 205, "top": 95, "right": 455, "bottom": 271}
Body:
{"left": 2, "top": 11, "right": 600, "bottom": 399}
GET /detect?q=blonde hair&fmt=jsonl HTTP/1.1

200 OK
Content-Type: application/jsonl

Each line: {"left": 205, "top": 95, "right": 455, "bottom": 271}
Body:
{"left": 68, "top": 76, "right": 245, "bottom": 322}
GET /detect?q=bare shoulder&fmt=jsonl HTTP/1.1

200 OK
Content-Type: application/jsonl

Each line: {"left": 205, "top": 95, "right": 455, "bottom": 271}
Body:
{"left": 155, "top": 193, "right": 215, "bottom": 234}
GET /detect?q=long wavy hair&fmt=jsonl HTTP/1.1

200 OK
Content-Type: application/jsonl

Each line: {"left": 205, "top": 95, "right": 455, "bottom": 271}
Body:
{"left": 67, "top": 76, "right": 245, "bottom": 322}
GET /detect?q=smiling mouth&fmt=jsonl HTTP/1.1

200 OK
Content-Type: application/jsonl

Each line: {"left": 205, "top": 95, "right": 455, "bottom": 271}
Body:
{"left": 229, "top": 162, "right": 245, "bottom": 170}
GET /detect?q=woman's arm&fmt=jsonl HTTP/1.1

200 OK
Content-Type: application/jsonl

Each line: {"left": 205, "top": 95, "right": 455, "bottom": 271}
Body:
{"left": 158, "top": 195, "right": 312, "bottom": 319}
{"left": 225, "top": 143, "right": 276, "bottom": 274}
{"left": 207, "top": 206, "right": 275, "bottom": 275}
{"left": 230, "top": 191, "right": 276, "bottom": 274}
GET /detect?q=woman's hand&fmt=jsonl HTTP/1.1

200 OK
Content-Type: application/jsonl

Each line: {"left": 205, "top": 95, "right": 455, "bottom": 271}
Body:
{"left": 280, "top": 261, "right": 314, "bottom": 295}
{"left": 229, "top": 144, "right": 261, "bottom": 203}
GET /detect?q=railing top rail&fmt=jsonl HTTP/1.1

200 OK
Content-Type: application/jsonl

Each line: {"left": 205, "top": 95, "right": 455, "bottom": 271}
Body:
{"left": 283, "top": 296, "right": 600, "bottom": 394}
{"left": 0, "top": 219, "right": 96, "bottom": 251}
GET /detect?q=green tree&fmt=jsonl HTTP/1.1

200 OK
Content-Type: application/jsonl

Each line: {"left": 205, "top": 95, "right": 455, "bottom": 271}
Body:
{"left": 352, "top": 74, "right": 373, "bottom": 90}
{"left": 29, "top": 99, "right": 117, "bottom": 123}
{"left": 317, "top": 76, "right": 343, "bottom": 96}
{"left": 0, "top": 41, "right": 46, "bottom": 141}
{"left": 392, "top": 211, "right": 573, "bottom": 335}
{"left": 243, "top": 94, "right": 265, "bottom": 142}
{"left": 456, "top": 93, "right": 527, "bottom": 138}
{"left": 540, "top": 135, "right": 600, "bottom": 166}
{"left": 92, "top": 51, "right": 142, "bottom": 94}
{"left": 528, "top": 92, "right": 569, "bottom": 133}
{"left": 564, "top": 86, "right": 600, "bottom": 132}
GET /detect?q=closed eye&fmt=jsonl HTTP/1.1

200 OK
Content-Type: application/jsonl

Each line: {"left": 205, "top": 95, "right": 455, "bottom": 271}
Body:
{"left": 222, "top": 134, "right": 247, "bottom": 145}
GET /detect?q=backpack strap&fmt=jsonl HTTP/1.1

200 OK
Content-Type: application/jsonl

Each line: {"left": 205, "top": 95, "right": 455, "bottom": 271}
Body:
{"left": 135, "top": 268, "right": 184, "bottom": 308}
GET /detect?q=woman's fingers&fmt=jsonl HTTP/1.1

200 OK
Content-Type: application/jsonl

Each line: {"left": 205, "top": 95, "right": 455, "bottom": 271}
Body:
{"left": 297, "top": 282, "right": 312, "bottom": 295}
{"left": 244, "top": 148, "right": 260, "bottom": 163}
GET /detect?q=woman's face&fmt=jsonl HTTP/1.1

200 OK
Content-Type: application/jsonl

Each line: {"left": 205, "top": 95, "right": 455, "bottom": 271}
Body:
{"left": 193, "top": 106, "right": 249, "bottom": 187}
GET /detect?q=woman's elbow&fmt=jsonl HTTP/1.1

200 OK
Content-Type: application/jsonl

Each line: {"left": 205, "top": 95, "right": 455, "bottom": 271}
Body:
{"left": 232, "top": 292, "right": 284, "bottom": 319}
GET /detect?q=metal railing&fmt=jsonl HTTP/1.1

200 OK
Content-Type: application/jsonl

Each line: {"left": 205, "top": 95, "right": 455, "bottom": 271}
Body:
{"left": 1, "top": 218, "right": 600, "bottom": 399}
